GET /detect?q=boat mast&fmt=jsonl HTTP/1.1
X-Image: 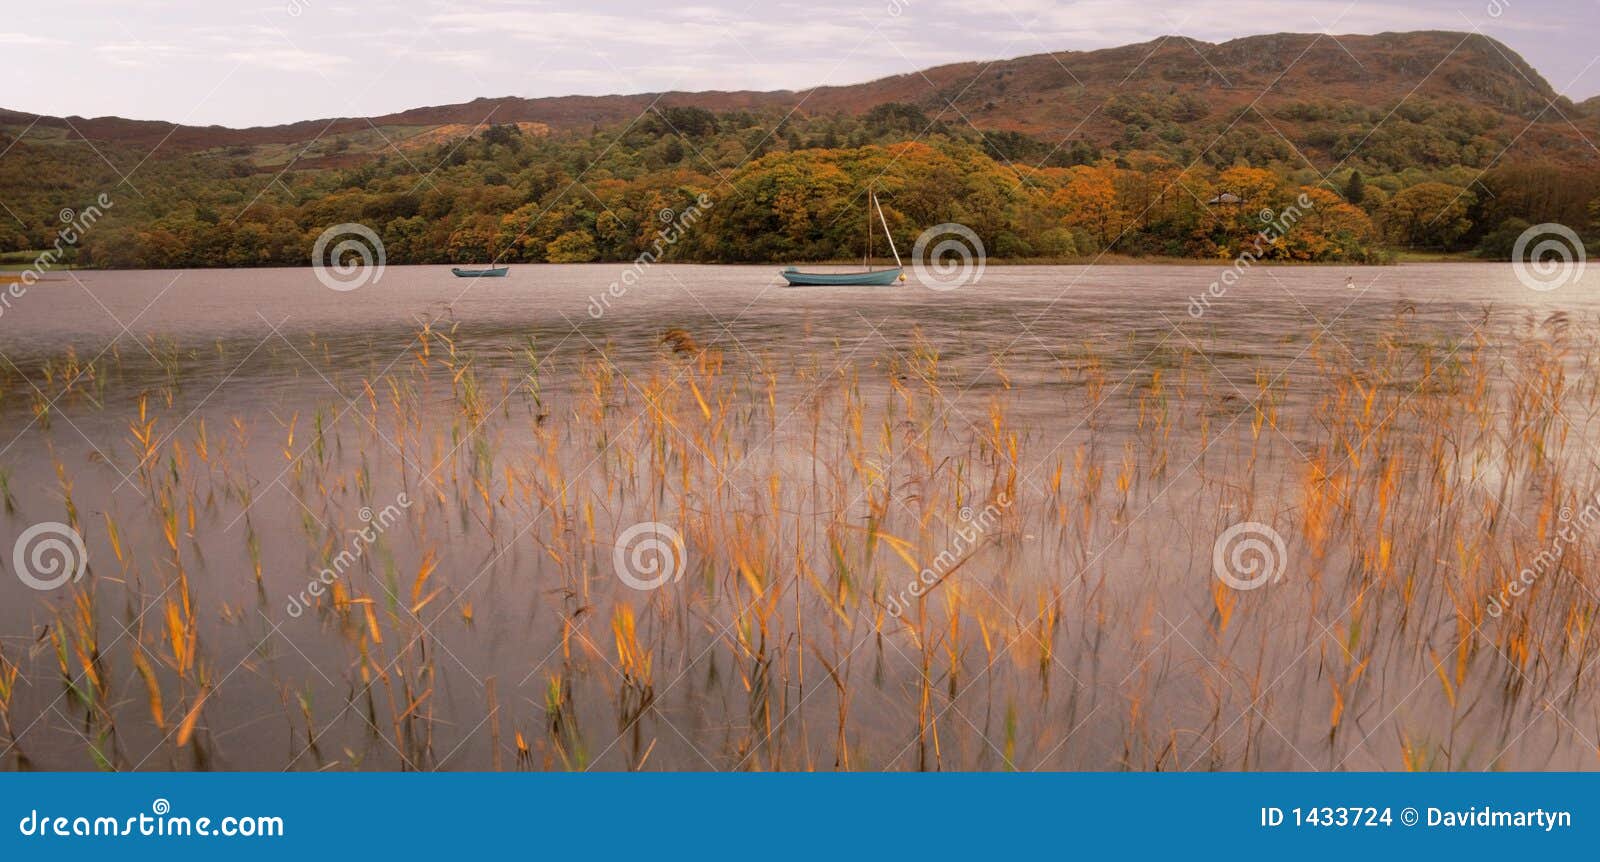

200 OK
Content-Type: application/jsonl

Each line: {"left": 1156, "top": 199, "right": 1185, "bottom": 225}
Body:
{"left": 874, "top": 192, "right": 902, "bottom": 269}
{"left": 864, "top": 191, "right": 872, "bottom": 271}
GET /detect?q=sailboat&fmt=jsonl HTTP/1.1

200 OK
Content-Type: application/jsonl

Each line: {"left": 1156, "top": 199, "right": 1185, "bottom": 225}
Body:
{"left": 780, "top": 191, "right": 905, "bottom": 286}
{"left": 451, "top": 266, "right": 509, "bottom": 278}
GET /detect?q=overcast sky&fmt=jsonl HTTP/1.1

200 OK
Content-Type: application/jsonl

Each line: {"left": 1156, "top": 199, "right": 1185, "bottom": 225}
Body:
{"left": 5, "top": 0, "right": 1597, "bottom": 127}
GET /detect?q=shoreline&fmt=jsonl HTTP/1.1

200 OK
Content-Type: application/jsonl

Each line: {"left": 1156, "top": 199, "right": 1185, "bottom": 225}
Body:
{"left": 1, "top": 256, "right": 1506, "bottom": 276}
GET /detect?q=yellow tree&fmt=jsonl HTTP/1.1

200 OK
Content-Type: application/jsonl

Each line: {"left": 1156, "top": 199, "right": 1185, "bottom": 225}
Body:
{"left": 1381, "top": 182, "right": 1474, "bottom": 249}
{"left": 1210, "top": 166, "right": 1283, "bottom": 247}
{"left": 1216, "top": 166, "right": 1280, "bottom": 210}
{"left": 1053, "top": 164, "right": 1124, "bottom": 249}
{"left": 1116, "top": 154, "right": 1182, "bottom": 230}
{"left": 1284, "top": 186, "right": 1376, "bottom": 260}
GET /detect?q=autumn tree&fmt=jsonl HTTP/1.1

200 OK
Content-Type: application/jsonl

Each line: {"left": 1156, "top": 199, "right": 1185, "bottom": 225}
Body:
{"left": 547, "top": 230, "right": 599, "bottom": 263}
{"left": 1382, "top": 182, "right": 1474, "bottom": 248}
{"left": 1283, "top": 187, "right": 1376, "bottom": 260}
{"left": 1053, "top": 164, "right": 1124, "bottom": 249}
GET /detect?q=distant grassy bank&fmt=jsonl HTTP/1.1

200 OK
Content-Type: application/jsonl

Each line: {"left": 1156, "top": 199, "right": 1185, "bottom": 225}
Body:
{"left": 0, "top": 248, "right": 1541, "bottom": 273}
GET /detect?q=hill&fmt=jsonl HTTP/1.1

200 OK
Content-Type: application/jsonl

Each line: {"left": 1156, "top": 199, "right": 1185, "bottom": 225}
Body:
{"left": 2, "top": 30, "right": 1594, "bottom": 169}
{"left": 0, "top": 30, "right": 1595, "bottom": 268}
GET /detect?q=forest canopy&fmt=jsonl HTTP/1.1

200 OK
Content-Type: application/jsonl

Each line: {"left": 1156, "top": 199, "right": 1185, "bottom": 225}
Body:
{"left": 0, "top": 101, "right": 1596, "bottom": 269}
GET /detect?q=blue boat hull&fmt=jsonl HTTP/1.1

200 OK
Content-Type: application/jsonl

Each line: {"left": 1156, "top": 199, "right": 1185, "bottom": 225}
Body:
{"left": 780, "top": 267, "right": 903, "bottom": 286}
{"left": 452, "top": 267, "right": 508, "bottom": 278}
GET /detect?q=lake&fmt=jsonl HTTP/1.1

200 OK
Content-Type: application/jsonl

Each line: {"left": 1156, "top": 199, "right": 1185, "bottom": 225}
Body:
{"left": 1, "top": 262, "right": 1597, "bottom": 771}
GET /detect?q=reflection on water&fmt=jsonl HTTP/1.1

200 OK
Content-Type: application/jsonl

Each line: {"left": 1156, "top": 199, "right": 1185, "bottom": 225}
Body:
{"left": 1, "top": 263, "right": 1597, "bottom": 771}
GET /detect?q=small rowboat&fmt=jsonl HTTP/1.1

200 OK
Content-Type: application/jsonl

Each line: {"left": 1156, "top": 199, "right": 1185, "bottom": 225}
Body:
{"left": 781, "top": 191, "right": 906, "bottom": 287}
{"left": 780, "top": 266, "right": 903, "bottom": 286}
{"left": 451, "top": 266, "right": 509, "bottom": 278}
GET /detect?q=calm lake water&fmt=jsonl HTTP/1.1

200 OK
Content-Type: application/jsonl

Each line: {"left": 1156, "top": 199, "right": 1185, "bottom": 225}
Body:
{"left": 2, "top": 262, "right": 1598, "bottom": 771}
{"left": 0, "top": 261, "right": 1581, "bottom": 359}
{"left": 0, "top": 260, "right": 1578, "bottom": 440}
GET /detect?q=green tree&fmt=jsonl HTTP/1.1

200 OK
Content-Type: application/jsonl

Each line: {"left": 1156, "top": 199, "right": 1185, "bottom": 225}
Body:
{"left": 1343, "top": 170, "right": 1365, "bottom": 205}
{"left": 1476, "top": 217, "right": 1531, "bottom": 259}
{"left": 546, "top": 230, "right": 598, "bottom": 263}
{"left": 1382, "top": 182, "right": 1474, "bottom": 249}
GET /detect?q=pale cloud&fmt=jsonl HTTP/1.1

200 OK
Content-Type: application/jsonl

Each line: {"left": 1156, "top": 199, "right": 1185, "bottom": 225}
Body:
{"left": 412, "top": 49, "right": 494, "bottom": 71}
{"left": 221, "top": 45, "right": 352, "bottom": 73}
{"left": 426, "top": 7, "right": 863, "bottom": 52}
{"left": 0, "top": 32, "right": 65, "bottom": 45}
{"left": 0, "top": 0, "right": 1593, "bottom": 126}
{"left": 98, "top": 41, "right": 198, "bottom": 69}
